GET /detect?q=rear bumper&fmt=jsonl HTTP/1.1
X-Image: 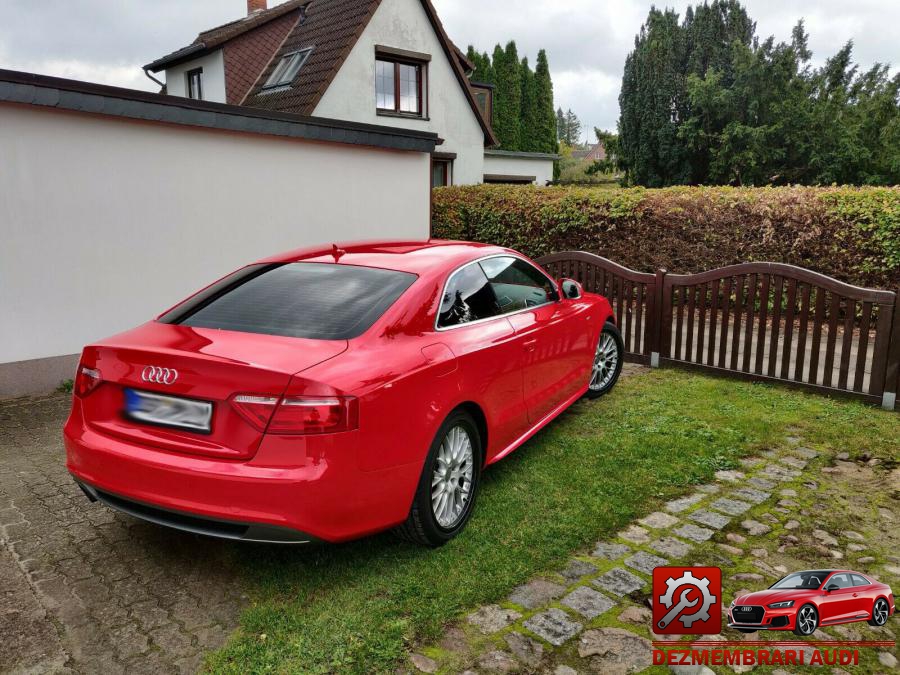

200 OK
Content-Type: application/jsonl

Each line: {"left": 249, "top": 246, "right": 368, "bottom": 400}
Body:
{"left": 76, "top": 480, "right": 317, "bottom": 543}
{"left": 64, "top": 401, "right": 420, "bottom": 543}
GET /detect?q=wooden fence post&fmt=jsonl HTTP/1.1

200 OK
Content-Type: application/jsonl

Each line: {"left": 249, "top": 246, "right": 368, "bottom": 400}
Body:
{"left": 882, "top": 296, "right": 900, "bottom": 411}
{"left": 651, "top": 268, "right": 667, "bottom": 368}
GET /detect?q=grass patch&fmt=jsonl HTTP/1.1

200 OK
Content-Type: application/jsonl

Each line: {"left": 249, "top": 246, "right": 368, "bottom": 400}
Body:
{"left": 206, "top": 369, "right": 898, "bottom": 674}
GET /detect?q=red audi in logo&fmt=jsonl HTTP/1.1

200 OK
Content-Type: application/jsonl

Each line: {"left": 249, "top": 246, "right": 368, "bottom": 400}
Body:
{"left": 729, "top": 570, "right": 895, "bottom": 635}
{"left": 64, "top": 241, "right": 622, "bottom": 546}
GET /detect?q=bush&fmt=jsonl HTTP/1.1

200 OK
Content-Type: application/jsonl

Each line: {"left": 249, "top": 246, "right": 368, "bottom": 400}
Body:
{"left": 432, "top": 185, "right": 900, "bottom": 290}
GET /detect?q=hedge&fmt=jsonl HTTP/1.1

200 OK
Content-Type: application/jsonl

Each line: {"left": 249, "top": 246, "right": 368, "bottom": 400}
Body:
{"left": 431, "top": 185, "right": 900, "bottom": 291}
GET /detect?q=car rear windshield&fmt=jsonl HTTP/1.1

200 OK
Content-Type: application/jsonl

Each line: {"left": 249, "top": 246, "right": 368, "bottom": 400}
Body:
{"left": 160, "top": 263, "right": 417, "bottom": 340}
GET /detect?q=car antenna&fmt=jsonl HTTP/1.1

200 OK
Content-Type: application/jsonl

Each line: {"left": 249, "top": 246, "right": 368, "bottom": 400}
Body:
{"left": 331, "top": 244, "right": 346, "bottom": 262}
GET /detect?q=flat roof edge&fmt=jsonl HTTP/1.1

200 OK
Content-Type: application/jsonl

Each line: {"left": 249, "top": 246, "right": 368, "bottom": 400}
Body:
{"left": 484, "top": 149, "right": 560, "bottom": 160}
{"left": 0, "top": 69, "right": 438, "bottom": 153}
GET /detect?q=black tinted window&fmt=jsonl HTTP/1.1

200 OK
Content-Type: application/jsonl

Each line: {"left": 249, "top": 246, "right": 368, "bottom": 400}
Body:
{"left": 479, "top": 257, "right": 555, "bottom": 313}
{"left": 438, "top": 263, "right": 500, "bottom": 328}
{"left": 828, "top": 573, "right": 852, "bottom": 589}
{"left": 851, "top": 574, "right": 870, "bottom": 586}
{"left": 162, "top": 263, "right": 416, "bottom": 340}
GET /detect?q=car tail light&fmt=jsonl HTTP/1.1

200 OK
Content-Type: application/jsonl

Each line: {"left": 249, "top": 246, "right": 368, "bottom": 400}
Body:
{"left": 231, "top": 394, "right": 358, "bottom": 435}
{"left": 74, "top": 365, "right": 102, "bottom": 398}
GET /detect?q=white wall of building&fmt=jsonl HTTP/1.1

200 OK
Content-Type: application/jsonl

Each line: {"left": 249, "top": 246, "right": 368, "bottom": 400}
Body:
{"left": 0, "top": 104, "right": 430, "bottom": 390}
{"left": 164, "top": 50, "right": 227, "bottom": 103}
{"left": 483, "top": 153, "right": 555, "bottom": 185}
{"left": 313, "top": 0, "right": 485, "bottom": 185}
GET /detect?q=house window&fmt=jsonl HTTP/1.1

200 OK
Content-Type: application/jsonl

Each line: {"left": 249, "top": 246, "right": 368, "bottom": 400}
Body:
{"left": 376, "top": 58, "right": 424, "bottom": 116}
{"left": 263, "top": 49, "right": 313, "bottom": 90}
{"left": 432, "top": 159, "right": 452, "bottom": 187}
{"left": 186, "top": 68, "right": 203, "bottom": 100}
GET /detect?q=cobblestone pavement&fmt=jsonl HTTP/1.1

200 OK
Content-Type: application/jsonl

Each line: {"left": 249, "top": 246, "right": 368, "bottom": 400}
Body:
{"left": 0, "top": 394, "right": 247, "bottom": 674}
{"left": 408, "top": 429, "right": 900, "bottom": 673}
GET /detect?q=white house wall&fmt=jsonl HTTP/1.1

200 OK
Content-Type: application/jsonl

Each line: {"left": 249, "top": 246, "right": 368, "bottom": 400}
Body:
{"left": 0, "top": 104, "right": 430, "bottom": 395}
{"left": 312, "top": 0, "right": 485, "bottom": 184}
{"left": 483, "top": 155, "right": 555, "bottom": 185}
{"left": 165, "top": 50, "right": 227, "bottom": 103}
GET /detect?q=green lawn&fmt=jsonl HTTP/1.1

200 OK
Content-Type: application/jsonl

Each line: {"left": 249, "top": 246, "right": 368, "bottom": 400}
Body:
{"left": 206, "top": 369, "right": 899, "bottom": 674}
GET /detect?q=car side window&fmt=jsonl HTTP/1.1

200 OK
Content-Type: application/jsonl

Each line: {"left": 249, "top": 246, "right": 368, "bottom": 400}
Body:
{"left": 437, "top": 263, "right": 501, "bottom": 328}
{"left": 851, "top": 574, "right": 870, "bottom": 587}
{"left": 828, "top": 573, "right": 852, "bottom": 589}
{"left": 479, "top": 257, "right": 555, "bottom": 314}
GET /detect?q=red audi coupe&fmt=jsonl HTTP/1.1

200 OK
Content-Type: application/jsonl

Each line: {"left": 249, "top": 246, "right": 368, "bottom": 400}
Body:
{"left": 728, "top": 570, "right": 895, "bottom": 635}
{"left": 64, "top": 241, "right": 622, "bottom": 546}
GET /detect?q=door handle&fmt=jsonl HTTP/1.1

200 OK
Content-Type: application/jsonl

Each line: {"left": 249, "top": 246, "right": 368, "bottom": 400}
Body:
{"left": 523, "top": 339, "right": 537, "bottom": 352}
{"left": 853, "top": 593, "right": 858, "bottom": 597}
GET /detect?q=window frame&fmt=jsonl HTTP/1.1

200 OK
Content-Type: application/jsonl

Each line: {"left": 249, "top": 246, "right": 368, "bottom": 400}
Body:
{"left": 261, "top": 48, "right": 313, "bottom": 91}
{"left": 186, "top": 67, "right": 203, "bottom": 100}
{"left": 434, "top": 254, "right": 559, "bottom": 332}
{"left": 431, "top": 158, "right": 452, "bottom": 187}
{"left": 375, "top": 55, "right": 426, "bottom": 118}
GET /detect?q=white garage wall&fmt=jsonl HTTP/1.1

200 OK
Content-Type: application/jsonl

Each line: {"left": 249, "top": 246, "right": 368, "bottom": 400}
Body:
{"left": 0, "top": 104, "right": 431, "bottom": 393}
{"left": 483, "top": 153, "right": 556, "bottom": 185}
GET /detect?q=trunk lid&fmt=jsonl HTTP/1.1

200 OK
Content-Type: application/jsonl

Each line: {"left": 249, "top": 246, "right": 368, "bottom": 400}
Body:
{"left": 79, "top": 322, "right": 347, "bottom": 459}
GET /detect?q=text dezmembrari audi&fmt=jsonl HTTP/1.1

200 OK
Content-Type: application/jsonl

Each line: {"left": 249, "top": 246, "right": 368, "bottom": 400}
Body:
{"left": 64, "top": 240, "right": 624, "bottom": 546}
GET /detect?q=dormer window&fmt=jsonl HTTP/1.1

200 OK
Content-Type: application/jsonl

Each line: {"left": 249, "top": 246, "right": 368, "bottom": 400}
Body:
{"left": 263, "top": 48, "right": 312, "bottom": 90}
{"left": 186, "top": 68, "right": 203, "bottom": 100}
{"left": 375, "top": 47, "right": 429, "bottom": 118}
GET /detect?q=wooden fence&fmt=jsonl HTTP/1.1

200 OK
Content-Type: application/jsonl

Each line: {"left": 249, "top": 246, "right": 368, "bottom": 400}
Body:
{"left": 538, "top": 252, "right": 900, "bottom": 410}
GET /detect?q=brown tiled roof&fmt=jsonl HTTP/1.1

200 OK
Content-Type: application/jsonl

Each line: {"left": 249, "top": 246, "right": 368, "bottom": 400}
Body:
{"left": 145, "top": 0, "right": 308, "bottom": 72}
{"left": 242, "top": 0, "right": 498, "bottom": 146}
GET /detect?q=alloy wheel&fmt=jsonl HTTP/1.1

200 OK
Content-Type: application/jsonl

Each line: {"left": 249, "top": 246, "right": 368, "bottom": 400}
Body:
{"left": 431, "top": 425, "right": 474, "bottom": 529}
{"left": 797, "top": 605, "right": 817, "bottom": 635}
{"left": 873, "top": 599, "right": 889, "bottom": 625}
{"left": 590, "top": 331, "right": 619, "bottom": 391}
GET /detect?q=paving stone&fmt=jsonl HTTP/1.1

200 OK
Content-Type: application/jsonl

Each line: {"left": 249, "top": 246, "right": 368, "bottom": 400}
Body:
{"left": 665, "top": 493, "right": 704, "bottom": 513}
{"left": 739, "top": 457, "right": 764, "bottom": 468}
{"left": 697, "top": 484, "right": 720, "bottom": 493}
{"left": 410, "top": 653, "right": 438, "bottom": 673}
{"left": 792, "top": 446, "right": 818, "bottom": 459}
{"left": 689, "top": 509, "right": 731, "bottom": 530}
{"left": 878, "top": 652, "right": 898, "bottom": 668}
{"left": 714, "top": 470, "right": 745, "bottom": 482}
{"left": 618, "top": 524, "right": 651, "bottom": 544}
{"left": 673, "top": 523, "right": 715, "bottom": 543}
{"left": 779, "top": 488, "right": 798, "bottom": 497}
{"left": 857, "top": 556, "right": 876, "bottom": 564}
{"left": 625, "top": 551, "right": 669, "bottom": 575}
{"left": 560, "top": 559, "right": 598, "bottom": 583}
{"left": 710, "top": 498, "right": 753, "bottom": 516}
{"left": 577, "top": 628, "right": 653, "bottom": 673}
{"left": 813, "top": 529, "right": 839, "bottom": 547}
{"left": 509, "top": 579, "right": 566, "bottom": 610}
{"left": 718, "top": 543, "right": 743, "bottom": 556}
{"left": 748, "top": 477, "right": 776, "bottom": 490}
{"left": 504, "top": 632, "right": 544, "bottom": 667}
{"left": 477, "top": 650, "right": 518, "bottom": 673}
{"left": 779, "top": 456, "right": 807, "bottom": 469}
{"left": 785, "top": 435, "right": 801, "bottom": 445}
{"left": 466, "top": 605, "right": 522, "bottom": 634}
{"left": 617, "top": 605, "right": 652, "bottom": 624}
{"left": 741, "top": 520, "right": 772, "bottom": 536}
{"left": 591, "top": 542, "right": 630, "bottom": 560}
{"left": 730, "top": 488, "right": 770, "bottom": 504}
{"left": 750, "top": 548, "right": 768, "bottom": 558}
{"left": 561, "top": 586, "right": 616, "bottom": 619}
{"left": 592, "top": 568, "right": 645, "bottom": 597}
{"left": 554, "top": 667, "right": 577, "bottom": 675}
{"left": 843, "top": 530, "right": 864, "bottom": 541}
{"left": 784, "top": 520, "right": 800, "bottom": 530}
{"left": 847, "top": 543, "right": 866, "bottom": 552}
{"left": 762, "top": 464, "right": 801, "bottom": 481}
{"left": 523, "top": 608, "right": 582, "bottom": 647}
{"left": 651, "top": 537, "right": 693, "bottom": 558}
{"left": 638, "top": 511, "right": 679, "bottom": 529}
{"left": 726, "top": 533, "right": 747, "bottom": 544}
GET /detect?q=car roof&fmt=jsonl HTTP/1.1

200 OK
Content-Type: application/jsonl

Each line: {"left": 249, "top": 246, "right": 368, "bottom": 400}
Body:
{"left": 255, "top": 240, "right": 517, "bottom": 277}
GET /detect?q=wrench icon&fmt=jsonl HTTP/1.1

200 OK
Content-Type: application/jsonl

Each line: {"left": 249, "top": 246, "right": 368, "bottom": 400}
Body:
{"left": 657, "top": 588, "right": 698, "bottom": 630}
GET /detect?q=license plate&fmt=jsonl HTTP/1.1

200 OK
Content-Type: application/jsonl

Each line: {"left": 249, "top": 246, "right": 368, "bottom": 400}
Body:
{"left": 124, "top": 389, "right": 212, "bottom": 433}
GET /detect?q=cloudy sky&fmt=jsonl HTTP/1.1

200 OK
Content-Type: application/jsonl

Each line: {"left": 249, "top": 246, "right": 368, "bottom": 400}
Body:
{"left": 1, "top": 0, "right": 897, "bottom": 139}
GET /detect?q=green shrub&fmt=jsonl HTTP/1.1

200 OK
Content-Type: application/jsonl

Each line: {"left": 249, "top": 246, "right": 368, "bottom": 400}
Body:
{"left": 431, "top": 185, "right": 900, "bottom": 290}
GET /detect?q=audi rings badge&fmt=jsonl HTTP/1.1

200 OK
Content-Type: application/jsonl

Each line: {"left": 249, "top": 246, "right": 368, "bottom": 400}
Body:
{"left": 141, "top": 366, "right": 178, "bottom": 385}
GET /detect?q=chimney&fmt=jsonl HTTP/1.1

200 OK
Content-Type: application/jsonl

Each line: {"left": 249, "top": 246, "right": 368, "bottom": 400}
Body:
{"left": 247, "top": 0, "right": 267, "bottom": 14}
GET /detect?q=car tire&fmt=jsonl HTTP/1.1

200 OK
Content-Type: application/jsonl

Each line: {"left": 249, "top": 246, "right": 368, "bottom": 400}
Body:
{"left": 585, "top": 322, "right": 624, "bottom": 399}
{"left": 793, "top": 603, "right": 819, "bottom": 636}
{"left": 868, "top": 598, "right": 890, "bottom": 627}
{"left": 394, "top": 410, "right": 482, "bottom": 547}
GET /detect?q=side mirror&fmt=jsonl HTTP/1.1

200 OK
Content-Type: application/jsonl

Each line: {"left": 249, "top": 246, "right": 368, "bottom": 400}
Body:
{"left": 559, "top": 278, "right": 583, "bottom": 300}
{"left": 825, "top": 584, "right": 840, "bottom": 592}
